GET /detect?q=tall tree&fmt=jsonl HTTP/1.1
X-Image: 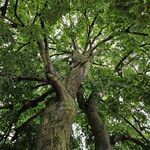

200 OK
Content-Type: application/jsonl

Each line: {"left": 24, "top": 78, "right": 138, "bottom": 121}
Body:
{"left": 0, "top": 0, "right": 150, "bottom": 149}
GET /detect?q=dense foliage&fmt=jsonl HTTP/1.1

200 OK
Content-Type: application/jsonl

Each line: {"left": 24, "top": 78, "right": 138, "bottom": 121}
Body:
{"left": 0, "top": 0, "right": 150, "bottom": 149}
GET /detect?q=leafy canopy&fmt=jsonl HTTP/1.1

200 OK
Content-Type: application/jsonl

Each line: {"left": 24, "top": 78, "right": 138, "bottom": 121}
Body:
{"left": 0, "top": 0, "right": 150, "bottom": 149}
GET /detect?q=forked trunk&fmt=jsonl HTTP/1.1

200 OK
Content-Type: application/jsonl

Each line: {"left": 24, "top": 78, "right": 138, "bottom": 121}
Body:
{"left": 36, "top": 98, "right": 76, "bottom": 150}
{"left": 36, "top": 60, "right": 90, "bottom": 149}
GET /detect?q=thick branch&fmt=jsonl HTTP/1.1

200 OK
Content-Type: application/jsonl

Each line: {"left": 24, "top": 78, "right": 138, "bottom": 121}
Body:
{"left": 0, "top": 0, "right": 9, "bottom": 16}
{"left": 38, "top": 19, "right": 71, "bottom": 101}
{"left": 110, "top": 134, "right": 146, "bottom": 147}
{"left": 86, "top": 93, "right": 110, "bottom": 150}
{"left": 12, "top": 108, "right": 44, "bottom": 141}
{"left": 38, "top": 36, "right": 66, "bottom": 101}
{"left": 77, "top": 86, "right": 86, "bottom": 110}
{"left": 0, "top": 72, "right": 46, "bottom": 82}
{"left": 38, "top": 18, "right": 54, "bottom": 75}
{"left": 17, "top": 89, "right": 52, "bottom": 116}
{"left": 65, "top": 59, "right": 91, "bottom": 97}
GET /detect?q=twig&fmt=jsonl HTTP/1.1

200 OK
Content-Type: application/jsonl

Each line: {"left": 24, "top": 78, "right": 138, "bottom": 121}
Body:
{"left": 15, "top": 76, "right": 46, "bottom": 82}
{"left": 16, "top": 42, "right": 30, "bottom": 52}
{"left": 84, "top": 13, "right": 100, "bottom": 52}
{"left": 90, "top": 26, "right": 106, "bottom": 46}
{"left": 125, "top": 24, "right": 149, "bottom": 36}
{"left": 90, "top": 34, "right": 114, "bottom": 53}
{"left": 32, "top": 12, "right": 41, "bottom": 25}
{"left": 32, "top": 83, "right": 49, "bottom": 90}
{"left": 50, "top": 51, "right": 72, "bottom": 58}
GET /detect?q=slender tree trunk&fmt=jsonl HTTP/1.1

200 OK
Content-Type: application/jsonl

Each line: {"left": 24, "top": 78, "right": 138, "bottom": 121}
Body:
{"left": 36, "top": 97, "right": 76, "bottom": 150}
{"left": 85, "top": 100, "right": 111, "bottom": 150}
{"left": 77, "top": 90, "right": 111, "bottom": 150}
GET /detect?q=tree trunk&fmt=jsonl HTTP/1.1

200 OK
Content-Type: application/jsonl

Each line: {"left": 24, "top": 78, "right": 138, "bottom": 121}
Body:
{"left": 35, "top": 60, "right": 90, "bottom": 150}
{"left": 36, "top": 97, "right": 76, "bottom": 150}
{"left": 77, "top": 90, "right": 111, "bottom": 150}
{"left": 85, "top": 100, "right": 111, "bottom": 150}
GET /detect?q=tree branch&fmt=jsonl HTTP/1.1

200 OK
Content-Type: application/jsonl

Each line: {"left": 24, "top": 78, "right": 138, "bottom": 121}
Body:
{"left": 17, "top": 89, "right": 52, "bottom": 116}
{"left": 121, "top": 115, "right": 149, "bottom": 143}
{"left": 0, "top": 15, "right": 18, "bottom": 28}
{"left": 12, "top": 108, "right": 44, "bottom": 141}
{"left": 38, "top": 19, "right": 68, "bottom": 101}
{"left": 49, "top": 51, "right": 72, "bottom": 58}
{"left": 115, "top": 50, "right": 133, "bottom": 77}
{"left": 1, "top": 90, "right": 52, "bottom": 143}
{"left": 84, "top": 13, "right": 100, "bottom": 52}
{"left": 0, "top": 72, "right": 46, "bottom": 82}
{"left": 0, "top": 104, "right": 13, "bottom": 110}
{"left": 0, "top": 0, "right": 9, "bottom": 16}
{"left": 16, "top": 42, "right": 30, "bottom": 52}
{"left": 38, "top": 18, "right": 54, "bottom": 75}
{"left": 90, "top": 26, "right": 106, "bottom": 46}
{"left": 32, "top": 12, "right": 41, "bottom": 25}
{"left": 0, "top": 123, "right": 13, "bottom": 143}
{"left": 90, "top": 34, "right": 114, "bottom": 53}
{"left": 16, "top": 76, "right": 46, "bottom": 82}
{"left": 125, "top": 25, "right": 149, "bottom": 36}
{"left": 32, "top": 83, "right": 49, "bottom": 90}
{"left": 14, "top": 0, "right": 25, "bottom": 26}
{"left": 71, "top": 37, "right": 79, "bottom": 51}
{"left": 110, "top": 134, "right": 146, "bottom": 148}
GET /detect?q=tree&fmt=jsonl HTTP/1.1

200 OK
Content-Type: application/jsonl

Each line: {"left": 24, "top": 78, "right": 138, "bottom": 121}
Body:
{"left": 0, "top": 0, "right": 150, "bottom": 149}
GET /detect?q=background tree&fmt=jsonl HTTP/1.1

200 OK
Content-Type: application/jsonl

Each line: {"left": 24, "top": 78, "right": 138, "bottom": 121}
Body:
{"left": 0, "top": 0, "right": 150, "bottom": 149}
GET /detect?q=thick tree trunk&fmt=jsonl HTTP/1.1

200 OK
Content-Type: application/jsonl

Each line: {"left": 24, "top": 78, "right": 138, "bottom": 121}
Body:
{"left": 36, "top": 97, "right": 76, "bottom": 150}
{"left": 35, "top": 59, "right": 90, "bottom": 149}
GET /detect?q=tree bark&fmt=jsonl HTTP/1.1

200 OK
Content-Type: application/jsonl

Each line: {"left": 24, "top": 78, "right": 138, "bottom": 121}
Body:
{"left": 86, "top": 100, "right": 111, "bottom": 150}
{"left": 35, "top": 61, "right": 90, "bottom": 150}
{"left": 77, "top": 90, "right": 111, "bottom": 150}
{"left": 36, "top": 97, "right": 76, "bottom": 150}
